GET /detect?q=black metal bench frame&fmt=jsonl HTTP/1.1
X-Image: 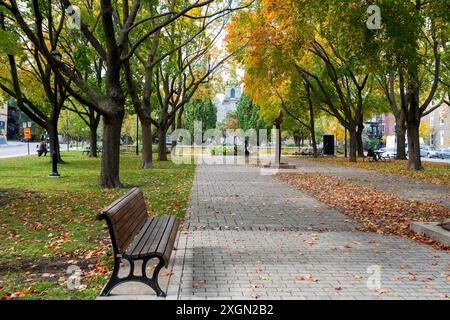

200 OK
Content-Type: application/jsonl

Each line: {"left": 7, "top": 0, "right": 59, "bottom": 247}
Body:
{"left": 97, "top": 188, "right": 179, "bottom": 297}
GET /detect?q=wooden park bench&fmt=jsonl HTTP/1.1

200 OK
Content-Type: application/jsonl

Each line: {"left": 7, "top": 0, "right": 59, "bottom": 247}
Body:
{"left": 364, "top": 150, "right": 392, "bottom": 162}
{"left": 97, "top": 187, "right": 179, "bottom": 297}
{"left": 82, "top": 145, "right": 102, "bottom": 156}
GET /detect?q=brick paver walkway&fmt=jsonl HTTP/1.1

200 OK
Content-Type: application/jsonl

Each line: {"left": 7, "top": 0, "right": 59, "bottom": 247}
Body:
{"left": 167, "top": 162, "right": 449, "bottom": 300}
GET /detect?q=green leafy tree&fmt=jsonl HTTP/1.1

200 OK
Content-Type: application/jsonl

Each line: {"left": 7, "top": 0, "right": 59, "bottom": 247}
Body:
{"left": 235, "top": 94, "right": 266, "bottom": 131}
{"left": 184, "top": 99, "right": 217, "bottom": 138}
{"left": 366, "top": 0, "right": 448, "bottom": 169}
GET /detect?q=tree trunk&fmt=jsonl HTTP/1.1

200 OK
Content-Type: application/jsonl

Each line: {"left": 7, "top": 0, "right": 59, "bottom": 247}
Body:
{"left": 406, "top": 118, "right": 422, "bottom": 170}
{"left": 158, "top": 126, "right": 167, "bottom": 161}
{"left": 171, "top": 107, "right": 184, "bottom": 154}
{"left": 405, "top": 67, "right": 423, "bottom": 171}
{"left": 396, "top": 123, "right": 407, "bottom": 160}
{"left": 356, "top": 123, "right": 364, "bottom": 157}
{"left": 309, "top": 116, "right": 317, "bottom": 158}
{"left": 140, "top": 119, "right": 153, "bottom": 169}
{"left": 100, "top": 115, "right": 123, "bottom": 188}
{"left": 89, "top": 126, "right": 98, "bottom": 158}
{"left": 48, "top": 122, "right": 63, "bottom": 163}
{"left": 349, "top": 128, "right": 357, "bottom": 162}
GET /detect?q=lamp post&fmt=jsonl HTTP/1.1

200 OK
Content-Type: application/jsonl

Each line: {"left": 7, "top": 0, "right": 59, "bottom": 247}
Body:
{"left": 136, "top": 115, "right": 139, "bottom": 155}
{"left": 49, "top": 50, "right": 61, "bottom": 178}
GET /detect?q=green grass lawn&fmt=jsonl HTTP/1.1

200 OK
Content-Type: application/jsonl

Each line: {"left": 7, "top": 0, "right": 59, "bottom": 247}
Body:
{"left": 0, "top": 151, "right": 195, "bottom": 299}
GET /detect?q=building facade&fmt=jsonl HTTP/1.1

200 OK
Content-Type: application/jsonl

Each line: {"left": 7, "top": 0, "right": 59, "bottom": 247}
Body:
{"left": 0, "top": 102, "right": 7, "bottom": 135}
{"left": 422, "top": 104, "right": 450, "bottom": 149}
{"left": 365, "top": 113, "right": 396, "bottom": 140}
{"left": 216, "top": 83, "right": 242, "bottom": 123}
{"left": 365, "top": 103, "right": 449, "bottom": 150}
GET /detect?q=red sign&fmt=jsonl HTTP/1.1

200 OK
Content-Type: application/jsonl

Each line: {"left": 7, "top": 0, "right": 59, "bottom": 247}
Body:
{"left": 23, "top": 128, "right": 31, "bottom": 139}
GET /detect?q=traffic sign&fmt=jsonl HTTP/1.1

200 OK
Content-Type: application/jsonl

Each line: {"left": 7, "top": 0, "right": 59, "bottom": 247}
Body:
{"left": 24, "top": 127, "right": 32, "bottom": 139}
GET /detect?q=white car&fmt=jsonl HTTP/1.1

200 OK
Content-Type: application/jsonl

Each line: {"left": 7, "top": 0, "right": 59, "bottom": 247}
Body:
{"left": 375, "top": 148, "right": 396, "bottom": 158}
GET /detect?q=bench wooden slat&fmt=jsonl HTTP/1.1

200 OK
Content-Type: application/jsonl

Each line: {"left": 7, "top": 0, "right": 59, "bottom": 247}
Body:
{"left": 114, "top": 195, "right": 146, "bottom": 234}
{"left": 137, "top": 217, "right": 170, "bottom": 258}
{"left": 99, "top": 187, "right": 148, "bottom": 253}
{"left": 150, "top": 216, "right": 175, "bottom": 255}
{"left": 155, "top": 216, "right": 176, "bottom": 255}
{"left": 118, "top": 199, "right": 148, "bottom": 251}
{"left": 101, "top": 188, "right": 141, "bottom": 220}
{"left": 125, "top": 217, "right": 158, "bottom": 257}
{"left": 162, "top": 219, "right": 179, "bottom": 264}
{"left": 126, "top": 217, "right": 166, "bottom": 258}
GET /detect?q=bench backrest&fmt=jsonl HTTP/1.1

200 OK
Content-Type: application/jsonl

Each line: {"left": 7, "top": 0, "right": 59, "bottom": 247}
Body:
{"left": 97, "top": 187, "right": 148, "bottom": 255}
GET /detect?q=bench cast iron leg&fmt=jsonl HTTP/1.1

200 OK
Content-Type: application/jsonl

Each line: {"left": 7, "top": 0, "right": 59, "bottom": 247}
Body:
{"left": 147, "top": 256, "right": 166, "bottom": 297}
{"left": 100, "top": 256, "right": 166, "bottom": 297}
{"left": 99, "top": 257, "right": 122, "bottom": 296}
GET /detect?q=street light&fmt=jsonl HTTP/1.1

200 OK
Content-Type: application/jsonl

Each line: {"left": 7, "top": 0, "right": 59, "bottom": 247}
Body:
{"left": 49, "top": 50, "right": 62, "bottom": 178}
{"left": 136, "top": 115, "right": 139, "bottom": 155}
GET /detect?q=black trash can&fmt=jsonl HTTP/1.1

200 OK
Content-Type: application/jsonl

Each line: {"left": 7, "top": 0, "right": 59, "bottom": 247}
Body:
{"left": 323, "top": 135, "right": 335, "bottom": 155}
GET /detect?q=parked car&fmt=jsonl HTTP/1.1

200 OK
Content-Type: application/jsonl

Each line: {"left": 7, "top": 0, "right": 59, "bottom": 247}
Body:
{"left": 375, "top": 148, "right": 397, "bottom": 158}
{"left": 440, "top": 149, "right": 450, "bottom": 159}
{"left": 419, "top": 146, "right": 442, "bottom": 158}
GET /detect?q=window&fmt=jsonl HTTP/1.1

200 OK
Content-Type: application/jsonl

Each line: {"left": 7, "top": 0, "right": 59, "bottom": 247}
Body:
{"left": 230, "top": 88, "right": 235, "bottom": 98}
{"left": 440, "top": 131, "right": 444, "bottom": 146}
{"left": 439, "top": 110, "right": 445, "bottom": 125}
{"left": 430, "top": 111, "right": 434, "bottom": 126}
{"left": 430, "top": 134, "right": 435, "bottom": 146}
{"left": 381, "top": 114, "right": 385, "bottom": 121}
{"left": 371, "top": 114, "right": 377, "bottom": 122}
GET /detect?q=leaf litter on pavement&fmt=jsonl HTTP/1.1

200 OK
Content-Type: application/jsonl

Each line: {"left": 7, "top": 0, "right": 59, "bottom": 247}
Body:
{"left": 277, "top": 173, "right": 450, "bottom": 251}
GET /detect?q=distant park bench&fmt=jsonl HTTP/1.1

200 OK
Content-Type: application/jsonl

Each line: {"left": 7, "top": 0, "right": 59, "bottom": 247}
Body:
{"left": 365, "top": 150, "right": 392, "bottom": 162}
{"left": 293, "top": 147, "right": 323, "bottom": 156}
{"left": 81, "top": 145, "right": 102, "bottom": 156}
{"left": 97, "top": 187, "right": 179, "bottom": 297}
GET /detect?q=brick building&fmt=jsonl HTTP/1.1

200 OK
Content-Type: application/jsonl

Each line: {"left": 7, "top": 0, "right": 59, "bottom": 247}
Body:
{"left": 422, "top": 105, "right": 450, "bottom": 149}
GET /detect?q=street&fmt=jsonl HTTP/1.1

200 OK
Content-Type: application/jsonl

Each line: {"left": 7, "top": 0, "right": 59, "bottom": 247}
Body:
{"left": 0, "top": 141, "right": 81, "bottom": 159}
{"left": 0, "top": 141, "right": 32, "bottom": 159}
{"left": 1, "top": 141, "right": 449, "bottom": 163}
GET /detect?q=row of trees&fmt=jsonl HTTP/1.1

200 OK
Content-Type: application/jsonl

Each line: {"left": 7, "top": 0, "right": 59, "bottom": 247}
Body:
{"left": 0, "top": 0, "right": 253, "bottom": 187}
{"left": 226, "top": 0, "right": 449, "bottom": 169}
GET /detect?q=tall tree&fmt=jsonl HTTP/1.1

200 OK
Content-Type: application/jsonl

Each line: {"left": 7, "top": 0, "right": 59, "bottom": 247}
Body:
{"left": 235, "top": 94, "right": 266, "bottom": 132}
{"left": 226, "top": 1, "right": 379, "bottom": 161}
{"left": 0, "top": 8, "right": 68, "bottom": 163}
{"left": 184, "top": 98, "right": 217, "bottom": 138}
{"left": 367, "top": 0, "right": 448, "bottom": 170}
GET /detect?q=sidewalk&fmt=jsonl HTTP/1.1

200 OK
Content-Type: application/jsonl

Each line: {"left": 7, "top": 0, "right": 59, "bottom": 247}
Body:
{"left": 99, "top": 161, "right": 449, "bottom": 300}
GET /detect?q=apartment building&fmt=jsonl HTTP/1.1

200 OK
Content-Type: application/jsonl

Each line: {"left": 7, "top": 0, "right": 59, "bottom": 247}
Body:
{"left": 423, "top": 104, "right": 450, "bottom": 149}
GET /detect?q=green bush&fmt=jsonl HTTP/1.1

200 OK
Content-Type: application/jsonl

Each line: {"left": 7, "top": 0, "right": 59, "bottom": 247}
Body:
{"left": 210, "top": 145, "right": 237, "bottom": 156}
